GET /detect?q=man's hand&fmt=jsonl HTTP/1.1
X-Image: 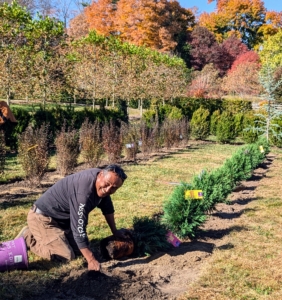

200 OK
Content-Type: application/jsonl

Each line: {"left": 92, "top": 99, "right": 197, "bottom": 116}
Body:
{"left": 88, "top": 258, "right": 101, "bottom": 271}
{"left": 80, "top": 247, "right": 100, "bottom": 271}
{"left": 113, "top": 228, "right": 131, "bottom": 239}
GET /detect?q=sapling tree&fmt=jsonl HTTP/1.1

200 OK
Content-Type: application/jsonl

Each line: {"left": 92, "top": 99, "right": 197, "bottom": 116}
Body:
{"left": 18, "top": 124, "right": 51, "bottom": 186}
{"left": 79, "top": 119, "right": 104, "bottom": 167}
{"left": 55, "top": 123, "right": 80, "bottom": 176}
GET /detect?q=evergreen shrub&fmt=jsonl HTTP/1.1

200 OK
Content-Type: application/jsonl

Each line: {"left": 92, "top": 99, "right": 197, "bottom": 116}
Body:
{"left": 190, "top": 107, "right": 210, "bottom": 140}
{"left": 161, "top": 183, "right": 207, "bottom": 238}
{"left": 131, "top": 216, "right": 172, "bottom": 257}
{"left": 242, "top": 111, "right": 263, "bottom": 143}
{"left": 162, "top": 138, "right": 269, "bottom": 238}
{"left": 269, "top": 116, "right": 282, "bottom": 147}
{"left": 234, "top": 113, "right": 245, "bottom": 137}
{"left": 216, "top": 111, "right": 236, "bottom": 143}
{"left": 210, "top": 110, "right": 221, "bottom": 136}
{"left": 222, "top": 99, "right": 252, "bottom": 114}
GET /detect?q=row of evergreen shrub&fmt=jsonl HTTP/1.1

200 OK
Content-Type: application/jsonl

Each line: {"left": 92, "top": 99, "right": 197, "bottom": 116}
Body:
{"left": 190, "top": 107, "right": 282, "bottom": 147}
{"left": 161, "top": 138, "right": 269, "bottom": 238}
{"left": 3, "top": 105, "right": 127, "bottom": 150}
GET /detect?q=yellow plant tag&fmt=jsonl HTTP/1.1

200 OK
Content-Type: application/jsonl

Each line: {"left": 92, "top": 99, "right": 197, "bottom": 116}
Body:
{"left": 259, "top": 145, "right": 264, "bottom": 153}
{"left": 185, "top": 190, "right": 203, "bottom": 200}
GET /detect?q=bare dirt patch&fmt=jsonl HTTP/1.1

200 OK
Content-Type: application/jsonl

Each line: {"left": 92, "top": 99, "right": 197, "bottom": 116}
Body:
{"left": 0, "top": 151, "right": 274, "bottom": 300}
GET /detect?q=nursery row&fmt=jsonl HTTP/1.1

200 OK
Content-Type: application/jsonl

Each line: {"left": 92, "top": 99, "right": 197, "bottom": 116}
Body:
{"left": 131, "top": 138, "right": 270, "bottom": 256}
{"left": 0, "top": 117, "right": 189, "bottom": 184}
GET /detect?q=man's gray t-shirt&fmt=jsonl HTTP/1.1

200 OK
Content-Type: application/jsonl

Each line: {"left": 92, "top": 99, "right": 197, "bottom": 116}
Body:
{"left": 35, "top": 168, "right": 114, "bottom": 249}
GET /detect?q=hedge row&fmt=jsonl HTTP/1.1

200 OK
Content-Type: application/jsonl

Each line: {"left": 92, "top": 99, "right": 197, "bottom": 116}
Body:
{"left": 2, "top": 104, "right": 128, "bottom": 149}
{"left": 161, "top": 138, "right": 269, "bottom": 238}
{"left": 190, "top": 107, "right": 282, "bottom": 147}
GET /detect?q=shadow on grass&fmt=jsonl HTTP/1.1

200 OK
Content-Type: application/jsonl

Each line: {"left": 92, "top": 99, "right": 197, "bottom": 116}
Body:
{"left": 0, "top": 199, "right": 34, "bottom": 210}
{"left": 197, "top": 225, "right": 247, "bottom": 240}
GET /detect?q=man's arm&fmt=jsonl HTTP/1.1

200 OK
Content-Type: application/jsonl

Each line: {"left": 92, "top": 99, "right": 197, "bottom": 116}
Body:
{"left": 80, "top": 247, "right": 100, "bottom": 271}
{"left": 104, "top": 213, "right": 128, "bottom": 238}
{"left": 104, "top": 213, "right": 118, "bottom": 234}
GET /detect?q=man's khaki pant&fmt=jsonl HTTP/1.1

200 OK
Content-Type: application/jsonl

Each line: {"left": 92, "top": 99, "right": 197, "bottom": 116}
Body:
{"left": 25, "top": 209, "right": 80, "bottom": 261}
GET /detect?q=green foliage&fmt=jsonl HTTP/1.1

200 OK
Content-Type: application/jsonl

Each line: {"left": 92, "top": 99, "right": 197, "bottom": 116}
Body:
{"left": 242, "top": 111, "right": 262, "bottom": 143}
{"left": 5, "top": 105, "right": 125, "bottom": 148}
{"left": 216, "top": 111, "right": 236, "bottom": 143}
{"left": 259, "top": 29, "right": 282, "bottom": 70}
{"left": 131, "top": 216, "right": 172, "bottom": 257}
{"left": 162, "top": 138, "right": 269, "bottom": 238}
{"left": 190, "top": 107, "right": 210, "bottom": 140}
{"left": 222, "top": 99, "right": 252, "bottom": 114}
{"left": 234, "top": 113, "right": 245, "bottom": 136}
{"left": 178, "top": 97, "right": 222, "bottom": 120}
{"left": 167, "top": 106, "right": 183, "bottom": 120}
{"left": 162, "top": 183, "right": 207, "bottom": 238}
{"left": 269, "top": 116, "right": 282, "bottom": 147}
{"left": 210, "top": 109, "right": 221, "bottom": 136}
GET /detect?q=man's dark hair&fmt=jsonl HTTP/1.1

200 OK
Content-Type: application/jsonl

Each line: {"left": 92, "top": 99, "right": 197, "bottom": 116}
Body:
{"left": 103, "top": 164, "right": 127, "bottom": 182}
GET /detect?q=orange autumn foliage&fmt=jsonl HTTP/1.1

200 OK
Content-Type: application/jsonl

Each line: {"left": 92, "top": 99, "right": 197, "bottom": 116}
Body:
{"left": 200, "top": 0, "right": 267, "bottom": 48}
{"left": 83, "top": 0, "right": 195, "bottom": 52}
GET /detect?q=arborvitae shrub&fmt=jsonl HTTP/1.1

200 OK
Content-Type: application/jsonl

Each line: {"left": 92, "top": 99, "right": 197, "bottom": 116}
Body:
{"left": 131, "top": 216, "right": 172, "bottom": 257}
{"left": 216, "top": 111, "right": 236, "bottom": 143}
{"left": 242, "top": 111, "right": 261, "bottom": 143}
{"left": 121, "top": 122, "right": 139, "bottom": 161}
{"left": 210, "top": 110, "right": 221, "bottom": 136}
{"left": 167, "top": 106, "right": 183, "bottom": 120}
{"left": 102, "top": 120, "right": 123, "bottom": 163}
{"left": 234, "top": 112, "right": 245, "bottom": 137}
{"left": 80, "top": 119, "right": 104, "bottom": 167}
{"left": 222, "top": 99, "right": 252, "bottom": 114}
{"left": 269, "top": 116, "right": 282, "bottom": 147}
{"left": 163, "top": 138, "right": 269, "bottom": 239}
{"left": 18, "top": 124, "right": 50, "bottom": 185}
{"left": 55, "top": 124, "right": 80, "bottom": 176}
{"left": 190, "top": 107, "right": 210, "bottom": 140}
{"left": 161, "top": 183, "right": 207, "bottom": 238}
{"left": 0, "top": 130, "right": 6, "bottom": 175}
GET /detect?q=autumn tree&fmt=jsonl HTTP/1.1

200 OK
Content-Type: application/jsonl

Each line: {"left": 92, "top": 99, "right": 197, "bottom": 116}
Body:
{"left": 187, "top": 64, "right": 222, "bottom": 98}
{"left": 68, "top": 10, "right": 89, "bottom": 39}
{"left": 200, "top": 0, "right": 266, "bottom": 48}
{"left": 230, "top": 50, "right": 260, "bottom": 72}
{"left": 222, "top": 62, "right": 261, "bottom": 97}
{"left": 188, "top": 26, "right": 222, "bottom": 71}
{"left": 259, "top": 29, "right": 282, "bottom": 69}
{"left": 84, "top": 0, "right": 195, "bottom": 53}
{"left": 84, "top": 0, "right": 116, "bottom": 36}
{"left": 0, "top": 1, "right": 32, "bottom": 105}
